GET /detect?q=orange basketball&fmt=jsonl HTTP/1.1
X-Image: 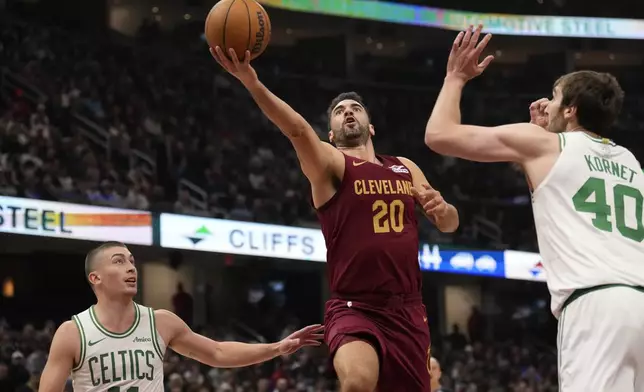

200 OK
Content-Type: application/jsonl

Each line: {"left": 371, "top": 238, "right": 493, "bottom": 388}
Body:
{"left": 204, "top": 0, "right": 272, "bottom": 61}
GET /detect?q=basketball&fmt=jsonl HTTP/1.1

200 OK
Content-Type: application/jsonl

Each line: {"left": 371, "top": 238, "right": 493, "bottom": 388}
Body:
{"left": 204, "top": 0, "right": 272, "bottom": 61}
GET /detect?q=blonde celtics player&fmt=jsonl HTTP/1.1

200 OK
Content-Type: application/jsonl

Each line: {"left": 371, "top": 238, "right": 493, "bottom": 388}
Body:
{"left": 425, "top": 25, "right": 644, "bottom": 392}
{"left": 39, "top": 242, "right": 324, "bottom": 392}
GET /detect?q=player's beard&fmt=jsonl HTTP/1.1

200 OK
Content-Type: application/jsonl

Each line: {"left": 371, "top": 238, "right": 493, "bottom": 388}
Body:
{"left": 547, "top": 109, "right": 567, "bottom": 133}
{"left": 333, "top": 122, "right": 370, "bottom": 148}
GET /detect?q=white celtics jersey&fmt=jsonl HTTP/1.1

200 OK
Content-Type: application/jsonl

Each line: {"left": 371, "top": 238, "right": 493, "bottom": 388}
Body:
{"left": 71, "top": 303, "right": 166, "bottom": 392}
{"left": 532, "top": 131, "right": 644, "bottom": 317}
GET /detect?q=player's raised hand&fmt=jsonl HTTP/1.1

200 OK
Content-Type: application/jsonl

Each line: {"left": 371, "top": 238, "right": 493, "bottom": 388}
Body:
{"left": 529, "top": 98, "right": 550, "bottom": 128}
{"left": 276, "top": 324, "right": 324, "bottom": 356}
{"left": 210, "top": 46, "right": 258, "bottom": 86}
{"left": 411, "top": 184, "right": 449, "bottom": 218}
{"left": 446, "top": 24, "right": 494, "bottom": 82}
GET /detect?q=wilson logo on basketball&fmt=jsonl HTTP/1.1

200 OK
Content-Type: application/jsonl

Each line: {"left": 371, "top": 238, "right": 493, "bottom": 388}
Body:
{"left": 251, "top": 11, "right": 266, "bottom": 54}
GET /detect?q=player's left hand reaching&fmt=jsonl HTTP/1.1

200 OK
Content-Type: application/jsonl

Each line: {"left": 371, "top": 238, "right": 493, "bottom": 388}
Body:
{"left": 276, "top": 324, "right": 325, "bottom": 355}
{"left": 210, "top": 46, "right": 258, "bottom": 86}
{"left": 412, "top": 184, "right": 449, "bottom": 219}
{"left": 446, "top": 24, "right": 494, "bottom": 82}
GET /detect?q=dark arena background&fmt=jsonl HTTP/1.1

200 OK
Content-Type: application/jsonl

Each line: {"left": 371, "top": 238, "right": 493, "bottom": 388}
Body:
{"left": 1, "top": 0, "right": 643, "bottom": 390}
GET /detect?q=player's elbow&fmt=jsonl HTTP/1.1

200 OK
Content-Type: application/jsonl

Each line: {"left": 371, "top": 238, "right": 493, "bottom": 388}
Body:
{"left": 424, "top": 125, "right": 454, "bottom": 155}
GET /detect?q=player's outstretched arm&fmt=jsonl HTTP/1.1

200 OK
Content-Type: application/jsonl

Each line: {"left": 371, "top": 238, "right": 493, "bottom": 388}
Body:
{"left": 38, "top": 321, "right": 78, "bottom": 392}
{"left": 210, "top": 47, "right": 341, "bottom": 183}
{"left": 156, "top": 309, "right": 323, "bottom": 368}
{"left": 425, "top": 78, "right": 556, "bottom": 163}
{"left": 424, "top": 25, "right": 558, "bottom": 164}
{"left": 399, "top": 157, "right": 459, "bottom": 233}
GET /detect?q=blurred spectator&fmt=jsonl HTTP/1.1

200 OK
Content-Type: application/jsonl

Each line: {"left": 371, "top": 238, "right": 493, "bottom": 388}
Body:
{"left": 173, "top": 283, "right": 195, "bottom": 327}
{"left": 448, "top": 324, "right": 467, "bottom": 351}
{"left": 430, "top": 357, "right": 452, "bottom": 392}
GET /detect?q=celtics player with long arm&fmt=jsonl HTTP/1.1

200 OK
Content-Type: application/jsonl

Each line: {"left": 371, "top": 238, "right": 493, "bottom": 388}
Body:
{"left": 426, "top": 25, "right": 644, "bottom": 392}
{"left": 39, "top": 242, "right": 324, "bottom": 392}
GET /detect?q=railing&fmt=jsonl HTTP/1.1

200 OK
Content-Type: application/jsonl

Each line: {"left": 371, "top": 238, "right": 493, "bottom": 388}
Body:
{"left": 1, "top": 69, "right": 47, "bottom": 104}
{"left": 471, "top": 214, "right": 504, "bottom": 248}
{"left": 179, "top": 178, "right": 208, "bottom": 211}
{"left": 130, "top": 149, "right": 156, "bottom": 177}
{"left": 72, "top": 113, "right": 111, "bottom": 160}
{"left": 230, "top": 319, "right": 267, "bottom": 344}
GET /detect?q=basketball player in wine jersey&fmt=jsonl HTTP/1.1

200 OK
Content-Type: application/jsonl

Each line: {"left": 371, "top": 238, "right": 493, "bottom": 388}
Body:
{"left": 38, "top": 242, "right": 323, "bottom": 392}
{"left": 426, "top": 25, "right": 644, "bottom": 391}
{"left": 212, "top": 46, "right": 459, "bottom": 392}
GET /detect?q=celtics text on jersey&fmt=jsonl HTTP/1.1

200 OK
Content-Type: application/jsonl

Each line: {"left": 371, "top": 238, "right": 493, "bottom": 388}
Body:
{"left": 71, "top": 303, "right": 166, "bottom": 392}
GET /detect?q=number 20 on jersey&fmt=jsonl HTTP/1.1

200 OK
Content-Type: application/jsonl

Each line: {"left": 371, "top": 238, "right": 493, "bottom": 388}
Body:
{"left": 372, "top": 200, "right": 405, "bottom": 233}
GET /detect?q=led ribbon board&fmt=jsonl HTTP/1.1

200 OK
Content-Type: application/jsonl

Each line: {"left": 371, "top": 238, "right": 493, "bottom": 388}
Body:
{"left": 260, "top": 0, "right": 644, "bottom": 39}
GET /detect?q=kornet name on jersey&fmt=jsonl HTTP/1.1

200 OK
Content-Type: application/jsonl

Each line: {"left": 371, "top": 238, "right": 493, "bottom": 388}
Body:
{"left": 72, "top": 303, "right": 166, "bottom": 392}
{"left": 532, "top": 132, "right": 644, "bottom": 317}
{"left": 317, "top": 154, "right": 421, "bottom": 297}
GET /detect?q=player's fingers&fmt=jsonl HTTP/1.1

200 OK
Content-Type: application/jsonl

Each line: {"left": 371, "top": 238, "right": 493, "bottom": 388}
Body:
{"left": 427, "top": 199, "right": 446, "bottom": 213}
{"left": 214, "top": 46, "right": 231, "bottom": 68}
{"left": 422, "top": 183, "right": 433, "bottom": 191}
{"left": 469, "top": 24, "right": 482, "bottom": 50}
{"left": 210, "top": 47, "right": 224, "bottom": 65}
{"left": 423, "top": 198, "right": 442, "bottom": 212}
{"left": 243, "top": 50, "right": 251, "bottom": 65}
{"left": 539, "top": 100, "right": 549, "bottom": 112}
{"left": 478, "top": 54, "right": 495, "bottom": 70}
{"left": 297, "top": 324, "right": 323, "bottom": 335}
{"left": 529, "top": 98, "right": 547, "bottom": 110}
{"left": 461, "top": 25, "right": 473, "bottom": 51}
{"left": 411, "top": 187, "right": 426, "bottom": 202}
{"left": 452, "top": 31, "right": 465, "bottom": 51}
{"left": 429, "top": 203, "right": 448, "bottom": 217}
{"left": 302, "top": 340, "right": 322, "bottom": 346}
{"left": 423, "top": 188, "right": 439, "bottom": 199}
{"left": 303, "top": 324, "right": 323, "bottom": 331}
{"left": 474, "top": 32, "right": 492, "bottom": 53}
{"left": 229, "top": 48, "right": 241, "bottom": 68}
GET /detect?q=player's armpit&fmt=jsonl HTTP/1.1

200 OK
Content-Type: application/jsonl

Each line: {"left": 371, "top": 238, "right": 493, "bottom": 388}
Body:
{"left": 425, "top": 122, "right": 558, "bottom": 164}
{"left": 38, "top": 321, "right": 78, "bottom": 392}
{"left": 291, "top": 139, "right": 344, "bottom": 184}
{"left": 156, "top": 309, "right": 280, "bottom": 368}
{"left": 399, "top": 157, "right": 459, "bottom": 233}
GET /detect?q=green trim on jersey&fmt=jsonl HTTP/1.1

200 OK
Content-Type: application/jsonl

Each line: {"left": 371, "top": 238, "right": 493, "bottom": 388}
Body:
{"left": 148, "top": 307, "right": 164, "bottom": 359}
{"left": 581, "top": 132, "right": 616, "bottom": 146}
{"left": 558, "top": 133, "right": 566, "bottom": 151}
{"left": 89, "top": 302, "right": 141, "bottom": 338}
{"left": 562, "top": 284, "right": 644, "bottom": 311}
{"left": 72, "top": 315, "right": 87, "bottom": 372}
{"left": 557, "top": 307, "right": 567, "bottom": 391}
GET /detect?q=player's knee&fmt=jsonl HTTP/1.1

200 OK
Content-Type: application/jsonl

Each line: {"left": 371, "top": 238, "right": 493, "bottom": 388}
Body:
{"left": 341, "top": 371, "right": 378, "bottom": 392}
{"left": 335, "top": 340, "right": 379, "bottom": 392}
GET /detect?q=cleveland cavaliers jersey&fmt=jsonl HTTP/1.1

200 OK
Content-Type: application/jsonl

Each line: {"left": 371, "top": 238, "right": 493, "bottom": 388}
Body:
{"left": 317, "top": 153, "right": 421, "bottom": 296}
{"left": 532, "top": 132, "right": 644, "bottom": 317}
{"left": 71, "top": 303, "right": 165, "bottom": 392}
